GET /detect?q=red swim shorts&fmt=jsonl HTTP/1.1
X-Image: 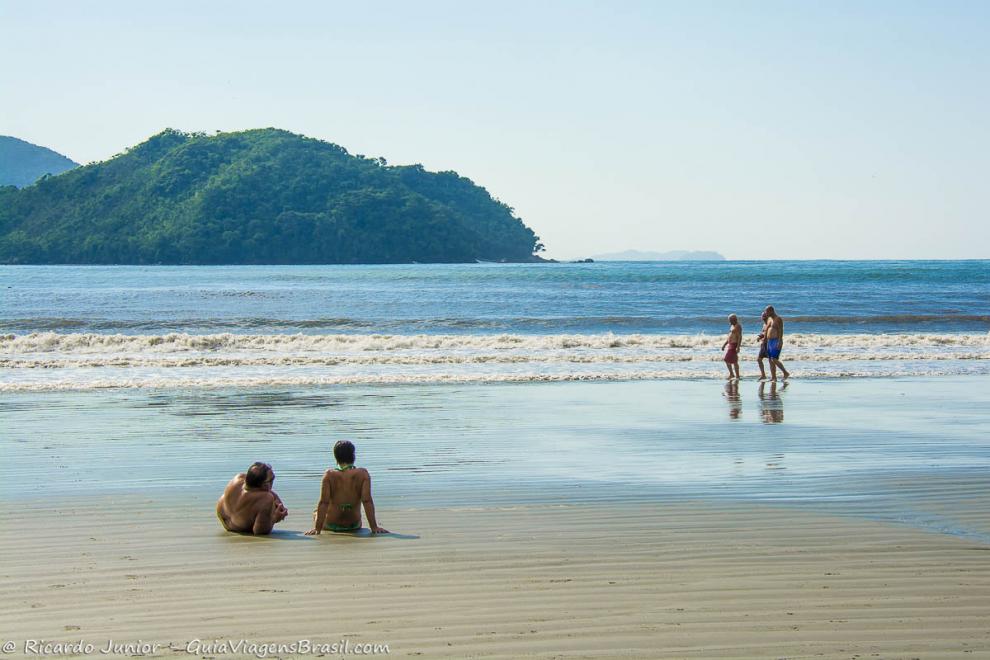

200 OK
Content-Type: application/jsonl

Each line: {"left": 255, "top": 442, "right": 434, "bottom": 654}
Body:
{"left": 723, "top": 343, "right": 738, "bottom": 363}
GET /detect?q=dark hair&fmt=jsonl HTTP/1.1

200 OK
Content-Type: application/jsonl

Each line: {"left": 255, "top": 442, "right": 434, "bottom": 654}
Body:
{"left": 245, "top": 462, "right": 271, "bottom": 488}
{"left": 333, "top": 440, "right": 356, "bottom": 465}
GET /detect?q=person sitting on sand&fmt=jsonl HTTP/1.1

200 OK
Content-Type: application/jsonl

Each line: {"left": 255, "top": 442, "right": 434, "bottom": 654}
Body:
{"left": 756, "top": 310, "right": 770, "bottom": 380}
{"left": 721, "top": 313, "right": 742, "bottom": 379}
{"left": 764, "top": 305, "right": 791, "bottom": 381}
{"left": 216, "top": 462, "right": 289, "bottom": 535}
{"left": 306, "top": 440, "right": 389, "bottom": 536}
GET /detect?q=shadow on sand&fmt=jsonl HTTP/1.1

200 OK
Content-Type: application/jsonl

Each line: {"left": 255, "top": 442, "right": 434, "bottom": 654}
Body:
{"left": 219, "top": 529, "right": 420, "bottom": 541}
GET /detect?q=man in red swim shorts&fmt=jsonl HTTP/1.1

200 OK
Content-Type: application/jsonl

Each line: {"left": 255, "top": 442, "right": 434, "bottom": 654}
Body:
{"left": 722, "top": 313, "right": 742, "bottom": 379}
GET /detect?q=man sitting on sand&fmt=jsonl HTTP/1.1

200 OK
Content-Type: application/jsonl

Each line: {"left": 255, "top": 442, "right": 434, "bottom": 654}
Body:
{"left": 216, "top": 462, "right": 289, "bottom": 535}
{"left": 764, "top": 305, "right": 791, "bottom": 381}
{"left": 306, "top": 440, "right": 389, "bottom": 536}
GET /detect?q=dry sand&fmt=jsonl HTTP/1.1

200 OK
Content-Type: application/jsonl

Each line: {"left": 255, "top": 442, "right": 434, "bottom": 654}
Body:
{"left": 2, "top": 498, "right": 989, "bottom": 658}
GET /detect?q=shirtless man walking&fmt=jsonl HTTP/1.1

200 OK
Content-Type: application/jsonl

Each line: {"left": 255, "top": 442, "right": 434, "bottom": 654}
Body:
{"left": 756, "top": 310, "right": 770, "bottom": 380}
{"left": 764, "top": 305, "right": 790, "bottom": 381}
{"left": 721, "top": 313, "right": 742, "bottom": 380}
{"left": 216, "top": 462, "right": 289, "bottom": 535}
{"left": 306, "top": 440, "right": 389, "bottom": 535}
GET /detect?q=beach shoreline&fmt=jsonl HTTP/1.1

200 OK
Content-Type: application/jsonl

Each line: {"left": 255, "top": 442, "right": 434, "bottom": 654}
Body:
{"left": 4, "top": 375, "right": 989, "bottom": 657}
{"left": 3, "top": 498, "right": 989, "bottom": 658}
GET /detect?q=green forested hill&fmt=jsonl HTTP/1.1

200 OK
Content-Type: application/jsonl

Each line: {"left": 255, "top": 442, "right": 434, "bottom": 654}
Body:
{"left": 0, "top": 129, "right": 544, "bottom": 264}
{"left": 0, "top": 136, "right": 79, "bottom": 188}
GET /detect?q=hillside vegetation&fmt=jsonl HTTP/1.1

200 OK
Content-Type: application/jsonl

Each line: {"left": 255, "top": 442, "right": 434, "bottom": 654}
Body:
{"left": 0, "top": 129, "right": 543, "bottom": 264}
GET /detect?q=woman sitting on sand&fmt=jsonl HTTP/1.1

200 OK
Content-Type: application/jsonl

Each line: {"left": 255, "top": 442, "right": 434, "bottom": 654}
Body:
{"left": 306, "top": 440, "right": 389, "bottom": 535}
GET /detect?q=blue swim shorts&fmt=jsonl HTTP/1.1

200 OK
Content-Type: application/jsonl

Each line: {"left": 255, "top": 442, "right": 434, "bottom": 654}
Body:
{"left": 766, "top": 338, "right": 782, "bottom": 359}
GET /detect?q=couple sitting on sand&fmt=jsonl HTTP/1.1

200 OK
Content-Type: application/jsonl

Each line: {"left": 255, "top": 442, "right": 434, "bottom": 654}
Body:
{"left": 215, "top": 440, "right": 389, "bottom": 536}
{"left": 721, "top": 305, "right": 790, "bottom": 381}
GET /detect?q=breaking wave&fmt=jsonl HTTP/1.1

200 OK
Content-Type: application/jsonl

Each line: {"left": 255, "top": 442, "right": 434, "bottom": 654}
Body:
{"left": 3, "top": 331, "right": 988, "bottom": 354}
{"left": 1, "top": 331, "right": 987, "bottom": 391}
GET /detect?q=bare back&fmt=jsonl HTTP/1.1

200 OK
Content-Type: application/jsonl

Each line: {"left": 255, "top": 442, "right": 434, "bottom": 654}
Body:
{"left": 216, "top": 474, "right": 278, "bottom": 534}
{"left": 322, "top": 467, "right": 371, "bottom": 528}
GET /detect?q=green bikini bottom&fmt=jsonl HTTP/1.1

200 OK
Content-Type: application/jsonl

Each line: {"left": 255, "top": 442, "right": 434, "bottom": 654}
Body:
{"left": 313, "top": 500, "right": 360, "bottom": 532}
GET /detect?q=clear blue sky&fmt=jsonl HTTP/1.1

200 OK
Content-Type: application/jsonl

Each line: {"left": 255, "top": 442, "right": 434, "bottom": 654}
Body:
{"left": 2, "top": 0, "right": 987, "bottom": 259}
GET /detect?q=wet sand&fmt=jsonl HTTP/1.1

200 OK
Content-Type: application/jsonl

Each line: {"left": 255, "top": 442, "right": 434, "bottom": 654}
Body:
{"left": 3, "top": 497, "right": 989, "bottom": 658}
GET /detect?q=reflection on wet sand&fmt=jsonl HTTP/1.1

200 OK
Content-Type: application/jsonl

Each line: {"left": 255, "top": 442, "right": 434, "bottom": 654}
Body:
{"left": 758, "top": 381, "right": 787, "bottom": 424}
{"left": 723, "top": 380, "right": 742, "bottom": 419}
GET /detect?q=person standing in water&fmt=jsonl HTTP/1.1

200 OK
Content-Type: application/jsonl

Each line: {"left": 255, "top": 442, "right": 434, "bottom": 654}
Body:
{"left": 721, "top": 314, "right": 742, "bottom": 379}
{"left": 764, "top": 305, "right": 790, "bottom": 381}
{"left": 306, "top": 440, "right": 389, "bottom": 535}
{"left": 756, "top": 310, "right": 770, "bottom": 380}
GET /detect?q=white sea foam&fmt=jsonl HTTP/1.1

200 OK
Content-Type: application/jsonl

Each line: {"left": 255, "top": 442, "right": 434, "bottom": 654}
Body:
{"left": 1, "top": 332, "right": 987, "bottom": 391}
{"left": 2, "top": 331, "right": 988, "bottom": 354}
{"left": 3, "top": 366, "right": 988, "bottom": 392}
{"left": 2, "top": 350, "right": 988, "bottom": 370}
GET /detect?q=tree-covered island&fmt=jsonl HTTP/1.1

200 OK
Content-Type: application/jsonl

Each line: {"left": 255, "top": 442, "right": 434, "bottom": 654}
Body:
{"left": 0, "top": 129, "right": 545, "bottom": 264}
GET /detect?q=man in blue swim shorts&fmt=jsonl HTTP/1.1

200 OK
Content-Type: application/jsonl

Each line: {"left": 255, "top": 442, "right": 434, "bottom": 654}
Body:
{"left": 756, "top": 310, "right": 770, "bottom": 379}
{"left": 764, "top": 305, "right": 790, "bottom": 381}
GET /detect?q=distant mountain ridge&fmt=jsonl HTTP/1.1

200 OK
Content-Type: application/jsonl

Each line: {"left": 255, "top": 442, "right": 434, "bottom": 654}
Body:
{"left": 0, "top": 136, "right": 79, "bottom": 188}
{"left": 591, "top": 249, "right": 725, "bottom": 261}
{"left": 0, "top": 128, "right": 544, "bottom": 264}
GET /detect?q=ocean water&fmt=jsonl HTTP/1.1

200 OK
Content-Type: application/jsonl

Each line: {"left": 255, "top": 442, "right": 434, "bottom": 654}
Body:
{"left": 1, "top": 261, "right": 989, "bottom": 540}
{"left": 1, "top": 261, "right": 987, "bottom": 390}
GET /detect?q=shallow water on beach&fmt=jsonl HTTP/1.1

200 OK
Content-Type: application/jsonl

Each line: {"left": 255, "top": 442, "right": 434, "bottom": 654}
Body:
{"left": 3, "top": 377, "right": 989, "bottom": 542}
